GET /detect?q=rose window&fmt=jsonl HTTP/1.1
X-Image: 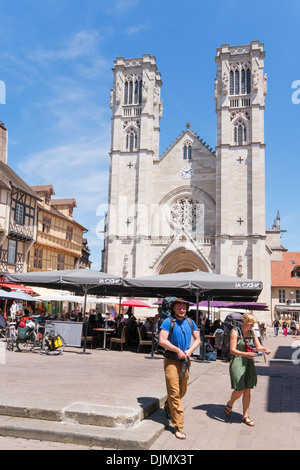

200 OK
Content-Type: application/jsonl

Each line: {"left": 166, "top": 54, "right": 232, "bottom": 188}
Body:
{"left": 170, "top": 197, "right": 203, "bottom": 231}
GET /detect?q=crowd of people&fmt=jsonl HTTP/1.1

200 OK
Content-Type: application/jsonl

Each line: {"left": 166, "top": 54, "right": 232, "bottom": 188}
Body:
{"left": 273, "top": 317, "right": 299, "bottom": 337}
{"left": 4, "top": 295, "right": 298, "bottom": 441}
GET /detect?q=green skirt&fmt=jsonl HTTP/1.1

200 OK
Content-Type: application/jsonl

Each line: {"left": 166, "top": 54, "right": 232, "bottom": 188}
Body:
{"left": 229, "top": 356, "right": 257, "bottom": 390}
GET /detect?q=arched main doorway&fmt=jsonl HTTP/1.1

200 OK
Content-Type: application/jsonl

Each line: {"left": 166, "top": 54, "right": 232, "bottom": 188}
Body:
{"left": 159, "top": 249, "right": 210, "bottom": 274}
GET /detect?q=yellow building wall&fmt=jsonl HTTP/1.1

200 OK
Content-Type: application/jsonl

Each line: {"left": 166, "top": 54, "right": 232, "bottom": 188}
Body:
{"left": 28, "top": 207, "right": 85, "bottom": 272}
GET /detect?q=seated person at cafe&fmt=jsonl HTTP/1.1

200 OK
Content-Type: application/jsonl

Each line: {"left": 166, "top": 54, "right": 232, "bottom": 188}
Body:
{"left": 109, "top": 306, "right": 116, "bottom": 319}
{"left": 35, "top": 311, "right": 46, "bottom": 336}
{"left": 125, "top": 310, "right": 138, "bottom": 345}
{"left": 19, "top": 308, "right": 35, "bottom": 324}
{"left": 0, "top": 310, "right": 6, "bottom": 332}
{"left": 144, "top": 317, "right": 153, "bottom": 332}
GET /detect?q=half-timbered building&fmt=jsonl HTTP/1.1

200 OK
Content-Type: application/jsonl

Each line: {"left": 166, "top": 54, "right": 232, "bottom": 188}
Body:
{"left": 28, "top": 185, "right": 89, "bottom": 271}
{"left": 0, "top": 122, "right": 40, "bottom": 273}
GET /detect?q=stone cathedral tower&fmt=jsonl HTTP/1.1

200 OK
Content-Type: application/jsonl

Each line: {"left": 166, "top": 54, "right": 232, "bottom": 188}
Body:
{"left": 102, "top": 43, "right": 272, "bottom": 307}
{"left": 102, "top": 55, "right": 163, "bottom": 278}
{"left": 214, "top": 41, "right": 270, "bottom": 304}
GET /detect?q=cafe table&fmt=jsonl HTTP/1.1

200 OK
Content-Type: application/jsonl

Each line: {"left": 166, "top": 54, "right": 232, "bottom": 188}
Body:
{"left": 93, "top": 328, "right": 115, "bottom": 350}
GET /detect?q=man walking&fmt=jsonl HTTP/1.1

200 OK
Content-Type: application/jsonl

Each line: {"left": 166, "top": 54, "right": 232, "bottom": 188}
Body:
{"left": 273, "top": 319, "right": 280, "bottom": 337}
{"left": 159, "top": 298, "right": 200, "bottom": 440}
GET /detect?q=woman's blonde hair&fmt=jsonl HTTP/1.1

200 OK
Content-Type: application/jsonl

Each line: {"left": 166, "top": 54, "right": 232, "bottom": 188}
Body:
{"left": 242, "top": 312, "right": 257, "bottom": 325}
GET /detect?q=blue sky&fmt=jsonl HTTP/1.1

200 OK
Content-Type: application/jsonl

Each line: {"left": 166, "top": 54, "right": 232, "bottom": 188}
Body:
{"left": 0, "top": 0, "right": 300, "bottom": 270}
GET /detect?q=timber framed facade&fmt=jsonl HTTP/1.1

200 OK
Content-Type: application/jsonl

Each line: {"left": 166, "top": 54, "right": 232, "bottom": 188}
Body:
{"left": 28, "top": 185, "right": 89, "bottom": 272}
{"left": 0, "top": 159, "right": 40, "bottom": 274}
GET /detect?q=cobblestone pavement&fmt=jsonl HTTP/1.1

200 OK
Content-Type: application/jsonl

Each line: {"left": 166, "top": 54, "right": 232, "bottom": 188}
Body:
{"left": 0, "top": 328, "right": 299, "bottom": 451}
{"left": 0, "top": 435, "right": 104, "bottom": 450}
{"left": 149, "top": 328, "right": 300, "bottom": 450}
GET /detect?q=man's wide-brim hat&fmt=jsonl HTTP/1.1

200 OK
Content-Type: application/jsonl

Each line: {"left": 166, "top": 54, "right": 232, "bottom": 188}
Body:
{"left": 171, "top": 298, "right": 190, "bottom": 310}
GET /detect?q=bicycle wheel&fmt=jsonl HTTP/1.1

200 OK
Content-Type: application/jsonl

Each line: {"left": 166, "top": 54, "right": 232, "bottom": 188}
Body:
{"left": 43, "top": 334, "right": 66, "bottom": 355}
{"left": 16, "top": 331, "right": 36, "bottom": 352}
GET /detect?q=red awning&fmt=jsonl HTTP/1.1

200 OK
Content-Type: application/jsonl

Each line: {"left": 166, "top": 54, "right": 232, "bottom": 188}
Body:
{"left": 0, "top": 280, "right": 35, "bottom": 293}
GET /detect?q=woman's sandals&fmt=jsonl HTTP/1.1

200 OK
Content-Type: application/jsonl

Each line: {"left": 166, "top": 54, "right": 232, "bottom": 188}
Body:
{"left": 224, "top": 402, "right": 232, "bottom": 417}
{"left": 242, "top": 416, "right": 255, "bottom": 426}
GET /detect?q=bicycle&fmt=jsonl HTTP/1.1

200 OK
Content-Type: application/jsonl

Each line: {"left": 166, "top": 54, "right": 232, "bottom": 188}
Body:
{"left": 6, "top": 322, "right": 17, "bottom": 351}
{"left": 16, "top": 324, "right": 37, "bottom": 353}
{"left": 39, "top": 321, "right": 66, "bottom": 356}
{"left": 16, "top": 321, "right": 66, "bottom": 355}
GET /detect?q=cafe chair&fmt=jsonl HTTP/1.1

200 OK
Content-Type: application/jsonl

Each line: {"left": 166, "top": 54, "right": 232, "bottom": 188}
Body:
{"left": 110, "top": 325, "right": 127, "bottom": 351}
{"left": 137, "top": 327, "right": 152, "bottom": 353}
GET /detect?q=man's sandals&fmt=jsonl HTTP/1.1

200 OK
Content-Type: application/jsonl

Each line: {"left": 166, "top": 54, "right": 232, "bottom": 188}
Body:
{"left": 175, "top": 429, "right": 186, "bottom": 440}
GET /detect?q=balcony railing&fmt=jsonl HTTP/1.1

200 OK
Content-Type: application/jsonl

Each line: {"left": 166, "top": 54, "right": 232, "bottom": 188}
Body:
{"left": 123, "top": 106, "right": 142, "bottom": 117}
{"left": 229, "top": 95, "right": 251, "bottom": 108}
{"left": 9, "top": 220, "right": 35, "bottom": 241}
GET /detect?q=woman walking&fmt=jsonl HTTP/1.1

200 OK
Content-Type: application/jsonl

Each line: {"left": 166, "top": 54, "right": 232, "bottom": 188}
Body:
{"left": 282, "top": 321, "right": 288, "bottom": 337}
{"left": 224, "top": 313, "right": 270, "bottom": 426}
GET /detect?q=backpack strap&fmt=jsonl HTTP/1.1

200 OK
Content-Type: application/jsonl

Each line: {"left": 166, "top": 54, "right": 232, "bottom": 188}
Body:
{"left": 168, "top": 318, "right": 176, "bottom": 339}
{"left": 168, "top": 316, "right": 193, "bottom": 339}
{"left": 185, "top": 317, "right": 194, "bottom": 331}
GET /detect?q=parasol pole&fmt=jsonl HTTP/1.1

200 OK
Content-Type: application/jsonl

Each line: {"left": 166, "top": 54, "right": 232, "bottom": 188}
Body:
{"left": 118, "top": 296, "right": 122, "bottom": 317}
{"left": 77, "top": 286, "right": 91, "bottom": 355}
{"left": 201, "top": 297, "right": 210, "bottom": 361}
{"left": 195, "top": 291, "right": 199, "bottom": 326}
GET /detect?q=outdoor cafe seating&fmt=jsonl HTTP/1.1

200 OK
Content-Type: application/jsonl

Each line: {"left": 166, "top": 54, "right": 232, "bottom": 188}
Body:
{"left": 137, "top": 326, "right": 152, "bottom": 353}
{"left": 110, "top": 325, "right": 128, "bottom": 351}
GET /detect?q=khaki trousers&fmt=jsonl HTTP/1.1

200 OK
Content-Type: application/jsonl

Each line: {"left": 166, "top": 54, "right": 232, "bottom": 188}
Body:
{"left": 164, "top": 357, "right": 190, "bottom": 431}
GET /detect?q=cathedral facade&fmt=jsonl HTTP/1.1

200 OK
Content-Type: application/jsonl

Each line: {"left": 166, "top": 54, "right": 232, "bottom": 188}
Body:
{"left": 102, "top": 41, "right": 281, "bottom": 310}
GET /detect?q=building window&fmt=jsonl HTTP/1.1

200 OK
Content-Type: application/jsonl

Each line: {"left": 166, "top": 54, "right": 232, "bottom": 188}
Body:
{"left": 126, "top": 129, "right": 138, "bottom": 152}
{"left": 183, "top": 144, "right": 192, "bottom": 160}
{"left": 124, "top": 79, "right": 142, "bottom": 105}
{"left": 230, "top": 66, "right": 251, "bottom": 95}
{"left": 57, "top": 253, "right": 64, "bottom": 270}
{"left": 8, "top": 239, "right": 17, "bottom": 265}
{"left": 15, "top": 203, "right": 25, "bottom": 225}
{"left": 296, "top": 290, "right": 300, "bottom": 303}
{"left": 66, "top": 226, "right": 73, "bottom": 241}
{"left": 33, "top": 248, "right": 42, "bottom": 269}
{"left": 279, "top": 289, "right": 286, "bottom": 303}
{"left": 170, "top": 197, "right": 203, "bottom": 232}
{"left": 246, "top": 69, "right": 251, "bottom": 94}
{"left": 45, "top": 193, "right": 51, "bottom": 205}
{"left": 42, "top": 217, "right": 51, "bottom": 233}
{"left": 234, "top": 120, "right": 247, "bottom": 145}
{"left": 234, "top": 70, "right": 239, "bottom": 95}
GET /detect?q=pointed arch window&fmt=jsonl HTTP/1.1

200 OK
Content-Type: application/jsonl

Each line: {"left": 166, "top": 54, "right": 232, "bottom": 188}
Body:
{"left": 230, "top": 66, "right": 251, "bottom": 95}
{"left": 124, "top": 78, "right": 142, "bottom": 105}
{"left": 126, "top": 128, "right": 138, "bottom": 152}
{"left": 183, "top": 143, "right": 192, "bottom": 160}
{"left": 230, "top": 71, "right": 234, "bottom": 95}
{"left": 234, "top": 120, "right": 247, "bottom": 146}
{"left": 234, "top": 70, "right": 240, "bottom": 95}
{"left": 241, "top": 69, "right": 246, "bottom": 94}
